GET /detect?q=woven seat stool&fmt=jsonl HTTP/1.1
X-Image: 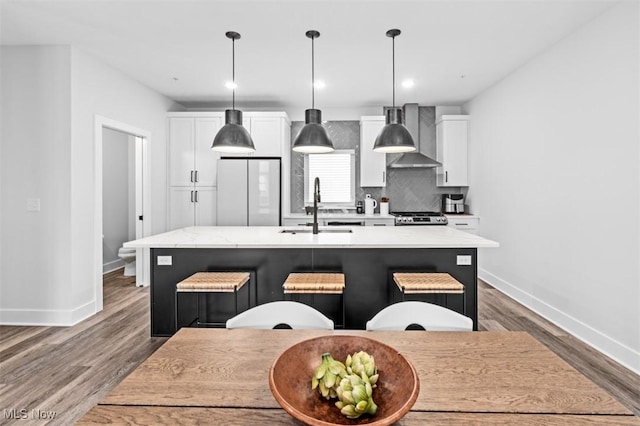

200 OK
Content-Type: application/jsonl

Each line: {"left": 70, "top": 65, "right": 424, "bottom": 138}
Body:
{"left": 175, "top": 272, "right": 250, "bottom": 329}
{"left": 283, "top": 273, "right": 345, "bottom": 328}
{"left": 393, "top": 272, "right": 466, "bottom": 315}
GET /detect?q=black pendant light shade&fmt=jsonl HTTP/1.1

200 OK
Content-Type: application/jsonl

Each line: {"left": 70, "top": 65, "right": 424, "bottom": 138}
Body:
{"left": 373, "top": 107, "right": 416, "bottom": 153}
{"left": 212, "top": 31, "right": 255, "bottom": 153}
{"left": 373, "top": 29, "right": 416, "bottom": 153}
{"left": 212, "top": 109, "right": 255, "bottom": 153}
{"left": 292, "top": 109, "right": 334, "bottom": 153}
{"left": 292, "top": 30, "right": 334, "bottom": 153}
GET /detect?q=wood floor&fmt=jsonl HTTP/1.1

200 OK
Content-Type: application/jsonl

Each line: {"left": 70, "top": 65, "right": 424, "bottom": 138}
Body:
{"left": 0, "top": 271, "right": 638, "bottom": 425}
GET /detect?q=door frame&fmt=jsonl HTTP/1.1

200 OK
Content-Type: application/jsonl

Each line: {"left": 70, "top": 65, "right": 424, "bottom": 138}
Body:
{"left": 94, "top": 115, "right": 151, "bottom": 311}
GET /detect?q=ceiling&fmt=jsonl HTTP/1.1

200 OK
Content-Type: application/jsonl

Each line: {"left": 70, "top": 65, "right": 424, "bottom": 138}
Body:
{"left": 1, "top": 0, "right": 615, "bottom": 119}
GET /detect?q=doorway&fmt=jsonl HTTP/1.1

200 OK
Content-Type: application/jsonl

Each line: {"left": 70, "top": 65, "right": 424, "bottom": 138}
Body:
{"left": 94, "top": 116, "right": 151, "bottom": 312}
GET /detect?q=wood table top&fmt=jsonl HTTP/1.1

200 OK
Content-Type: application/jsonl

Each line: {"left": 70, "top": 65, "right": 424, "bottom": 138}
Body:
{"left": 80, "top": 405, "right": 640, "bottom": 425}
{"left": 99, "top": 328, "right": 633, "bottom": 417}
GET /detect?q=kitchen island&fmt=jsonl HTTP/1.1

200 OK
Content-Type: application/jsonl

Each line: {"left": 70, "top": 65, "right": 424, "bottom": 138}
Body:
{"left": 125, "top": 226, "right": 498, "bottom": 336}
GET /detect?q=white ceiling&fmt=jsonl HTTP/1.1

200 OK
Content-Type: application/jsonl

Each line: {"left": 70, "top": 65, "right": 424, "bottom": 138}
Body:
{"left": 1, "top": 0, "right": 616, "bottom": 119}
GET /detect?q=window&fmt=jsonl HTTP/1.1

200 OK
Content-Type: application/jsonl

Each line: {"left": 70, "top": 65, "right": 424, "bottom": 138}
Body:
{"left": 304, "top": 150, "right": 355, "bottom": 205}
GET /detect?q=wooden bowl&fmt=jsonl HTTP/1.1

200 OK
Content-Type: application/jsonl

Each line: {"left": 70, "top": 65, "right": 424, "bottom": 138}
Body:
{"left": 269, "top": 335, "right": 419, "bottom": 426}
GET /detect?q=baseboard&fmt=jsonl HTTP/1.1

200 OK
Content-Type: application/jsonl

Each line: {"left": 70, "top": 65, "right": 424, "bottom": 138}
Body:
{"left": 479, "top": 268, "right": 640, "bottom": 376}
{"left": 103, "top": 259, "right": 125, "bottom": 274}
{"left": 0, "top": 300, "right": 96, "bottom": 326}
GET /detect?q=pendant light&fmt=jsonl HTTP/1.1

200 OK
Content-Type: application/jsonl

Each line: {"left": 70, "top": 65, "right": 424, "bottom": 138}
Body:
{"left": 212, "top": 31, "right": 255, "bottom": 153}
{"left": 292, "top": 30, "right": 334, "bottom": 153}
{"left": 373, "top": 29, "right": 417, "bottom": 153}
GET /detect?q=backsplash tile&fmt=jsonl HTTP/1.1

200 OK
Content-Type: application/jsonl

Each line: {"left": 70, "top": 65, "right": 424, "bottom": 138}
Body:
{"left": 289, "top": 112, "right": 465, "bottom": 213}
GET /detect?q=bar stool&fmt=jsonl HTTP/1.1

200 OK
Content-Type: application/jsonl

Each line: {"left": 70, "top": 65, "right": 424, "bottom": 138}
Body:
{"left": 282, "top": 273, "right": 345, "bottom": 328}
{"left": 392, "top": 272, "right": 466, "bottom": 315}
{"left": 175, "top": 272, "right": 250, "bottom": 329}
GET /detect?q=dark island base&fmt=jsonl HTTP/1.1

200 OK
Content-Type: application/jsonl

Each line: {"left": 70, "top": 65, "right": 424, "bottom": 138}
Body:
{"left": 151, "top": 247, "right": 478, "bottom": 336}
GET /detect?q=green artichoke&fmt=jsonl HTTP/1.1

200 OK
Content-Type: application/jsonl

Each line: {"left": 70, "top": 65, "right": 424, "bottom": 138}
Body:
{"left": 334, "top": 372, "right": 378, "bottom": 419}
{"left": 345, "top": 351, "right": 379, "bottom": 388}
{"left": 311, "top": 353, "right": 347, "bottom": 399}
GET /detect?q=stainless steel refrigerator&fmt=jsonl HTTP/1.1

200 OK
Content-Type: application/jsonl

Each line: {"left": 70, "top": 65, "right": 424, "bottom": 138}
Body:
{"left": 216, "top": 158, "right": 281, "bottom": 226}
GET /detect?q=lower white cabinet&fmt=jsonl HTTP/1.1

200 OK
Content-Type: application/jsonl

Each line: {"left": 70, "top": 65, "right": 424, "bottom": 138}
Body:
{"left": 282, "top": 216, "right": 394, "bottom": 227}
{"left": 169, "top": 187, "right": 217, "bottom": 230}
{"left": 446, "top": 215, "right": 479, "bottom": 234}
{"left": 364, "top": 218, "right": 395, "bottom": 226}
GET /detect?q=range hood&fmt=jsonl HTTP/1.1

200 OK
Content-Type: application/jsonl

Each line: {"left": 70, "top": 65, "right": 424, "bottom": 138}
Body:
{"left": 388, "top": 104, "right": 442, "bottom": 168}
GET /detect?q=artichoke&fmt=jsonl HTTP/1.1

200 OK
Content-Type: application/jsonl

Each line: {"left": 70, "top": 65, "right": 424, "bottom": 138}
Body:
{"left": 334, "top": 372, "right": 378, "bottom": 419}
{"left": 311, "top": 353, "right": 347, "bottom": 399}
{"left": 345, "top": 351, "right": 379, "bottom": 388}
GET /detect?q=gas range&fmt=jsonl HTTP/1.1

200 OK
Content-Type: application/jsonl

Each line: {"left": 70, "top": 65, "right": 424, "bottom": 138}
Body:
{"left": 390, "top": 211, "right": 448, "bottom": 226}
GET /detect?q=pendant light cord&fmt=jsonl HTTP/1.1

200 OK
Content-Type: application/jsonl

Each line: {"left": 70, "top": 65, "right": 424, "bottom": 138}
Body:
{"left": 311, "top": 34, "right": 315, "bottom": 110}
{"left": 392, "top": 33, "right": 395, "bottom": 109}
{"left": 232, "top": 36, "right": 236, "bottom": 110}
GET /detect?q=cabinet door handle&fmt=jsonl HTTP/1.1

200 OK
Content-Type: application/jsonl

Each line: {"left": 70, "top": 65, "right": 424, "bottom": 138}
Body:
{"left": 195, "top": 170, "right": 199, "bottom": 183}
{"left": 190, "top": 170, "right": 194, "bottom": 183}
{"left": 454, "top": 222, "right": 469, "bottom": 226}
{"left": 445, "top": 171, "right": 448, "bottom": 183}
{"left": 194, "top": 190, "right": 199, "bottom": 203}
{"left": 190, "top": 190, "right": 194, "bottom": 202}
{"left": 382, "top": 171, "right": 386, "bottom": 183}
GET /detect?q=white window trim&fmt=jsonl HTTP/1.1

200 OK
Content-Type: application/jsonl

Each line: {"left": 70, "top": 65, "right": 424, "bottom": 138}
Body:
{"left": 303, "top": 149, "right": 356, "bottom": 206}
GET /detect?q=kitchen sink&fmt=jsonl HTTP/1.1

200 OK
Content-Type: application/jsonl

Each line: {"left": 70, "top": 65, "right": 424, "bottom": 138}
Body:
{"left": 280, "top": 228, "right": 353, "bottom": 234}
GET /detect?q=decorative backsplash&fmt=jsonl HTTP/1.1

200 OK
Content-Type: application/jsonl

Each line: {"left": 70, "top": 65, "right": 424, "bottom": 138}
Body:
{"left": 290, "top": 110, "right": 465, "bottom": 213}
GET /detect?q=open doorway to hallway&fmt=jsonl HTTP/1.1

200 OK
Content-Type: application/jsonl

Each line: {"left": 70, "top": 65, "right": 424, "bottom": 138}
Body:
{"left": 94, "top": 116, "right": 151, "bottom": 313}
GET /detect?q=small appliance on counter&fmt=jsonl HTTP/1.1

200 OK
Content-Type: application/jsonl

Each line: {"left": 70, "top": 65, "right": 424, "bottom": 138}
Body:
{"left": 364, "top": 194, "right": 377, "bottom": 215}
{"left": 442, "top": 194, "right": 465, "bottom": 214}
{"left": 356, "top": 200, "right": 364, "bottom": 214}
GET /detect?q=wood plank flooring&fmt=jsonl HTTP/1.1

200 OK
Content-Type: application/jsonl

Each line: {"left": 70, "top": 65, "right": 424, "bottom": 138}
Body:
{"left": 0, "top": 270, "right": 167, "bottom": 425}
{"left": 0, "top": 271, "right": 638, "bottom": 425}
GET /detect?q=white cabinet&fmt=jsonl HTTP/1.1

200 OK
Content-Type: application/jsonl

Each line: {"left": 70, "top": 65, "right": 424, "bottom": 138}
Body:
{"left": 169, "top": 115, "right": 223, "bottom": 187}
{"left": 168, "top": 112, "right": 290, "bottom": 230}
{"left": 168, "top": 113, "right": 223, "bottom": 230}
{"left": 364, "top": 218, "right": 395, "bottom": 226}
{"left": 436, "top": 115, "right": 469, "bottom": 187}
{"left": 446, "top": 215, "right": 479, "bottom": 234}
{"left": 222, "top": 112, "right": 289, "bottom": 157}
{"left": 360, "top": 116, "right": 386, "bottom": 187}
{"left": 169, "top": 187, "right": 217, "bottom": 230}
{"left": 282, "top": 216, "right": 394, "bottom": 227}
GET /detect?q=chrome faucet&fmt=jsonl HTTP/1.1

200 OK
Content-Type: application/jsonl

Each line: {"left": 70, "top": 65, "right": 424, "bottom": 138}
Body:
{"left": 313, "top": 177, "right": 321, "bottom": 234}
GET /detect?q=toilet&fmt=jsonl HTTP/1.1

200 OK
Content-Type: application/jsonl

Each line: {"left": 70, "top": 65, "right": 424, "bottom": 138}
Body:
{"left": 118, "top": 246, "right": 137, "bottom": 276}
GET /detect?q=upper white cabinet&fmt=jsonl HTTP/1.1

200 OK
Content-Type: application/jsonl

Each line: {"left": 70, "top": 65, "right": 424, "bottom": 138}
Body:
{"left": 168, "top": 113, "right": 223, "bottom": 187}
{"left": 167, "top": 111, "right": 290, "bottom": 230}
{"left": 436, "top": 115, "right": 469, "bottom": 187}
{"left": 360, "top": 116, "right": 386, "bottom": 187}
{"left": 222, "top": 112, "right": 290, "bottom": 157}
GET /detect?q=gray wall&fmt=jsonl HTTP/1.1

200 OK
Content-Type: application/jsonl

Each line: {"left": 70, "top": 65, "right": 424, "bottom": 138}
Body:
{"left": 290, "top": 108, "right": 465, "bottom": 213}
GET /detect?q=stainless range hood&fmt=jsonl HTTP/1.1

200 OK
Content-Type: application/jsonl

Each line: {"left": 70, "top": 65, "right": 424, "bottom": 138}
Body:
{"left": 389, "top": 104, "right": 442, "bottom": 168}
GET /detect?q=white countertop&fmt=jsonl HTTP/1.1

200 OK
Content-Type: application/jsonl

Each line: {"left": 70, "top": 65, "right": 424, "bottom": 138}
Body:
{"left": 124, "top": 226, "right": 499, "bottom": 249}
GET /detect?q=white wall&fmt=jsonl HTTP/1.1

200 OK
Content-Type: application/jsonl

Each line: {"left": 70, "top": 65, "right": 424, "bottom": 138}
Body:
{"left": 102, "top": 127, "right": 134, "bottom": 271}
{"left": 465, "top": 3, "right": 639, "bottom": 373}
{"left": 1, "top": 46, "right": 73, "bottom": 324}
{"left": 0, "top": 45, "right": 179, "bottom": 325}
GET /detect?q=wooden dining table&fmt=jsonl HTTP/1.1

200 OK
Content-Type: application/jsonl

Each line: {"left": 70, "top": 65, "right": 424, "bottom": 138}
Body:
{"left": 79, "top": 328, "right": 638, "bottom": 425}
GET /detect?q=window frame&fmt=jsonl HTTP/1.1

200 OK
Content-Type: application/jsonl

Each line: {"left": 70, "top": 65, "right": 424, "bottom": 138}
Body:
{"left": 303, "top": 149, "right": 356, "bottom": 206}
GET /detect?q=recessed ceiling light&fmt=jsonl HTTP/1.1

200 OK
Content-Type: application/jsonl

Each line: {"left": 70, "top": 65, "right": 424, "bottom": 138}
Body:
{"left": 401, "top": 79, "right": 415, "bottom": 88}
{"left": 225, "top": 81, "right": 237, "bottom": 90}
{"left": 313, "top": 80, "right": 326, "bottom": 89}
